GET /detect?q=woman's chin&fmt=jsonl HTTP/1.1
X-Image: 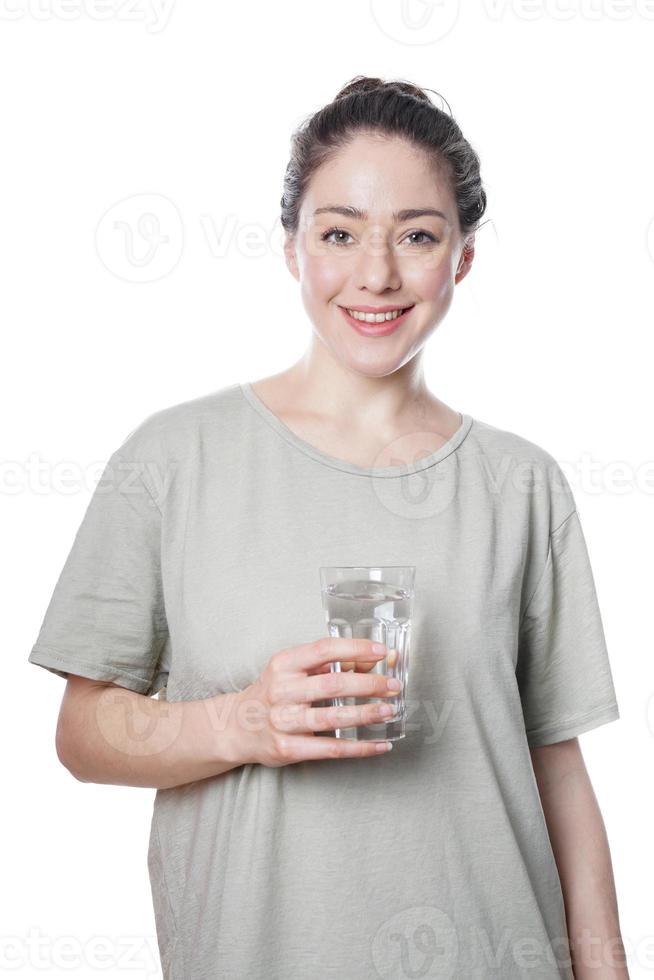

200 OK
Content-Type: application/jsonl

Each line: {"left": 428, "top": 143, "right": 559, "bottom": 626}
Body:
{"left": 338, "top": 349, "right": 412, "bottom": 379}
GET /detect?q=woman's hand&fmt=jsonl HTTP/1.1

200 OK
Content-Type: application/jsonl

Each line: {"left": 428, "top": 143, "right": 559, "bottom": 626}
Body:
{"left": 235, "top": 637, "right": 399, "bottom": 767}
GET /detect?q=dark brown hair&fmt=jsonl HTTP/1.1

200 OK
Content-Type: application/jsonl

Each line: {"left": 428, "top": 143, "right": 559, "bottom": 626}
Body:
{"left": 280, "top": 75, "right": 487, "bottom": 242}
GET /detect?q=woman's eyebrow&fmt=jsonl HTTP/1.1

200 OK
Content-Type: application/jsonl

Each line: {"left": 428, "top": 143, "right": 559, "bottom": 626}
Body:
{"left": 313, "top": 205, "right": 450, "bottom": 223}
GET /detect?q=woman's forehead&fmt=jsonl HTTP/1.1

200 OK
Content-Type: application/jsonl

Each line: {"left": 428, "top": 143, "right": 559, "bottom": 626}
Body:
{"left": 303, "top": 171, "right": 453, "bottom": 225}
{"left": 295, "top": 134, "right": 456, "bottom": 232}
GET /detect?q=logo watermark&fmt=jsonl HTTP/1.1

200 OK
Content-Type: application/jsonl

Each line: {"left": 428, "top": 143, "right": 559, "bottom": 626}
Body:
{"left": 0, "top": 927, "right": 160, "bottom": 973}
{"left": 95, "top": 193, "right": 183, "bottom": 282}
{"left": 0, "top": 0, "right": 176, "bottom": 32}
{"left": 370, "top": 0, "right": 654, "bottom": 46}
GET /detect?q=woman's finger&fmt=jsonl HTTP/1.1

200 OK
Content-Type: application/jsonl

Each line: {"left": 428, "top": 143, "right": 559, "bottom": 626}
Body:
{"left": 336, "top": 659, "right": 378, "bottom": 672}
{"left": 336, "top": 649, "right": 397, "bottom": 673}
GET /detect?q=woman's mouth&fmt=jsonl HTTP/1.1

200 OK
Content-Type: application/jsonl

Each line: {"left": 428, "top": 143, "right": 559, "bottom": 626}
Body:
{"left": 338, "top": 305, "right": 414, "bottom": 337}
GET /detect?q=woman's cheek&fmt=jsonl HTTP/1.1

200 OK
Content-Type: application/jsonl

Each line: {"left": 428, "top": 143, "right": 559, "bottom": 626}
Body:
{"left": 302, "top": 255, "right": 347, "bottom": 307}
{"left": 400, "top": 259, "right": 450, "bottom": 306}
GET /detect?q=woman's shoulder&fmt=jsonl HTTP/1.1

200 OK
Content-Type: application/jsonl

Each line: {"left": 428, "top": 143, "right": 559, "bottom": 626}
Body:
{"left": 464, "top": 414, "right": 577, "bottom": 526}
{"left": 465, "top": 413, "right": 567, "bottom": 470}
{"left": 112, "top": 383, "right": 245, "bottom": 462}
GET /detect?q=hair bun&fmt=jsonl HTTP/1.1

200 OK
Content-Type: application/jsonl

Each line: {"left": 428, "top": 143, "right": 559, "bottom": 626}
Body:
{"left": 334, "top": 75, "right": 431, "bottom": 104}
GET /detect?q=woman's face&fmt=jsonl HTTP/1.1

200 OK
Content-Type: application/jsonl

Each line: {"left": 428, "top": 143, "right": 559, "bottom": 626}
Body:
{"left": 284, "top": 132, "right": 474, "bottom": 378}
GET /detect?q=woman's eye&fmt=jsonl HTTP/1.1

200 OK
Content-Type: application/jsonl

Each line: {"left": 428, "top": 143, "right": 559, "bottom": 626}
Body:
{"left": 405, "top": 231, "right": 438, "bottom": 246}
{"left": 321, "top": 227, "right": 353, "bottom": 246}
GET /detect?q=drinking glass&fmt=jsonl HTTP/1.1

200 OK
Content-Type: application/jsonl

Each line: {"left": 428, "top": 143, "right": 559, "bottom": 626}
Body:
{"left": 318, "top": 565, "right": 416, "bottom": 741}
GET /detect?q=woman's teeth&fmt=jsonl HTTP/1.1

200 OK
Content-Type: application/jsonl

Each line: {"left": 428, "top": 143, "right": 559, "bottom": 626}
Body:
{"left": 346, "top": 308, "right": 408, "bottom": 323}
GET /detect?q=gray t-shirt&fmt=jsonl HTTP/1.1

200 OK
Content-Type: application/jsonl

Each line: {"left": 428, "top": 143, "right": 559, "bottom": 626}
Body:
{"left": 28, "top": 382, "right": 620, "bottom": 980}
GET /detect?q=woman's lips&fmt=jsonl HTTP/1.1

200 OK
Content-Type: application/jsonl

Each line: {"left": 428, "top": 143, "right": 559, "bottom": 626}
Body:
{"left": 339, "top": 305, "right": 414, "bottom": 336}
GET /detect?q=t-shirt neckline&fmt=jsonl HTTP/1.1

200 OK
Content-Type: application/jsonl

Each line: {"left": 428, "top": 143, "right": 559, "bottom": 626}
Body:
{"left": 238, "top": 381, "right": 474, "bottom": 478}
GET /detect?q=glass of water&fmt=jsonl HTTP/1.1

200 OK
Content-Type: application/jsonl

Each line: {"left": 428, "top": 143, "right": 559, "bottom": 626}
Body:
{"left": 318, "top": 565, "right": 416, "bottom": 742}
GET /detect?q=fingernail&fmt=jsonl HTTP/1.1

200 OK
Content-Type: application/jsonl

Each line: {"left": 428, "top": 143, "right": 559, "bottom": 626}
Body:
{"left": 387, "top": 678, "right": 401, "bottom": 691}
{"left": 376, "top": 740, "right": 393, "bottom": 752}
{"left": 372, "top": 642, "right": 387, "bottom": 653}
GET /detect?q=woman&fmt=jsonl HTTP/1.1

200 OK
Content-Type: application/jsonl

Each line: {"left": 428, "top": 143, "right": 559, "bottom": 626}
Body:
{"left": 29, "top": 77, "right": 628, "bottom": 979}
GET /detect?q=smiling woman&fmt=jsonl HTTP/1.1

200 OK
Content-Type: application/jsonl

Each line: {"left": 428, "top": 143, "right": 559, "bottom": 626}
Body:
{"left": 274, "top": 78, "right": 485, "bottom": 423}
{"left": 241, "top": 79, "right": 488, "bottom": 467}
{"left": 28, "top": 75, "right": 626, "bottom": 980}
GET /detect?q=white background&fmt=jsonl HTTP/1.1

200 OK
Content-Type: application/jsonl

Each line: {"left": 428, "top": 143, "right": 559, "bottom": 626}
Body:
{"left": 3, "top": 1, "right": 652, "bottom": 977}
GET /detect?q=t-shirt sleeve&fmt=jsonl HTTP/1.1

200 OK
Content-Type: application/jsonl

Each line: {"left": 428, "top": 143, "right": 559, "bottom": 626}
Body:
{"left": 28, "top": 449, "right": 169, "bottom": 696}
{"left": 516, "top": 509, "right": 620, "bottom": 747}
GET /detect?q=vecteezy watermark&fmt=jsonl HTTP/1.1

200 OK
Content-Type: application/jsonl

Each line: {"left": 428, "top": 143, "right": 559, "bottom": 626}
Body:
{"left": 94, "top": 685, "right": 183, "bottom": 757}
{"left": 370, "top": 0, "right": 461, "bottom": 45}
{"left": 200, "top": 212, "right": 449, "bottom": 267}
{"left": 96, "top": 201, "right": 286, "bottom": 281}
{"left": 6, "top": 450, "right": 654, "bottom": 505}
{"left": 0, "top": 927, "right": 160, "bottom": 973}
{"left": 95, "top": 192, "right": 183, "bottom": 282}
{"left": 479, "top": 0, "right": 654, "bottom": 20}
{"left": 456, "top": 925, "right": 572, "bottom": 973}
{"left": 370, "top": 440, "right": 654, "bottom": 522}
{"left": 199, "top": 212, "right": 286, "bottom": 260}
{"left": 0, "top": 0, "right": 175, "bottom": 32}
{"left": 370, "top": 0, "right": 654, "bottom": 46}
{"left": 0, "top": 453, "right": 170, "bottom": 506}
{"left": 370, "top": 437, "right": 459, "bottom": 521}
{"left": 231, "top": 695, "right": 457, "bottom": 744}
{"left": 371, "top": 917, "right": 633, "bottom": 976}
{"left": 372, "top": 905, "right": 459, "bottom": 978}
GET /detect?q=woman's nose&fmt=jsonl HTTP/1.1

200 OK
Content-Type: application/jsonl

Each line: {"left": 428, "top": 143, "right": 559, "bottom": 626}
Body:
{"left": 352, "top": 229, "right": 402, "bottom": 293}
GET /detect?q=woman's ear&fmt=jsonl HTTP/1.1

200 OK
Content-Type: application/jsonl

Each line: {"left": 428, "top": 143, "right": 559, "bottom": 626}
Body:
{"left": 454, "top": 235, "right": 475, "bottom": 285}
{"left": 284, "top": 234, "right": 300, "bottom": 281}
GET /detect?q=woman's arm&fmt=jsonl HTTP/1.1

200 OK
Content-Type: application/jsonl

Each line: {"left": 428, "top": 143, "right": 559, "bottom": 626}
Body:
{"left": 56, "top": 675, "right": 246, "bottom": 789}
{"left": 530, "top": 738, "right": 629, "bottom": 979}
